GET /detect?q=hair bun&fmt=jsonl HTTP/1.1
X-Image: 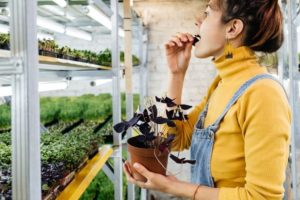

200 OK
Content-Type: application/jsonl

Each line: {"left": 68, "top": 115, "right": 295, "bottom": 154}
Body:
{"left": 219, "top": 0, "right": 283, "bottom": 53}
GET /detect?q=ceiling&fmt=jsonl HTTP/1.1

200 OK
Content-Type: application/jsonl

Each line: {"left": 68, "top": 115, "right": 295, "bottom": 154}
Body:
{"left": 0, "top": 0, "right": 141, "bottom": 38}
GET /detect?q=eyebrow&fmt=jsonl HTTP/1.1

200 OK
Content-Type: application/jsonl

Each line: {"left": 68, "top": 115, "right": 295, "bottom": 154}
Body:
{"left": 206, "top": 3, "right": 217, "bottom": 10}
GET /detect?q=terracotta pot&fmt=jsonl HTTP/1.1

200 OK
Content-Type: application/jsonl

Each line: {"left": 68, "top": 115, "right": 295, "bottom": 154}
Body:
{"left": 127, "top": 136, "right": 169, "bottom": 182}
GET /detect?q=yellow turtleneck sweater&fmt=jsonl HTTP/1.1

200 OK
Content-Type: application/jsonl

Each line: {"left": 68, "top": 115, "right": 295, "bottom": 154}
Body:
{"left": 167, "top": 46, "right": 291, "bottom": 200}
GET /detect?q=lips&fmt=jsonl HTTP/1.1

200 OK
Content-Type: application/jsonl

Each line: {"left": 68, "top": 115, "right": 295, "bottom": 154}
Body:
{"left": 192, "top": 35, "right": 201, "bottom": 46}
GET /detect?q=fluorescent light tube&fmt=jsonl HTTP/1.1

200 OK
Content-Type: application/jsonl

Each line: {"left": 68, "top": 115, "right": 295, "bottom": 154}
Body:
{"left": 65, "top": 27, "right": 92, "bottom": 41}
{"left": 0, "top": 23, "right": 9, "bottom": 33}
{"left": 0, "top": 82, "right": 68, "bottom": 96}
{"left": 84, "top": 5, "right": 125, "bottom": 37}
{"left": 119, "top": 28, "right": 125, "bottom": 38}
{"left": 91, "top": 79, "right": 112, "bottom": 86}
{"left": 85, "top": 5, "right": 112, "bottom": 30}
{"left": 0, "top": 86, "right": 11, "bottom": 96}
{"left": 42, "top": 5, "right": 75, "bottom": 20}
{"left": 37, "top": 16, "right": 65, "bottom": 33}
{"left": 37, "top": 17, "right": 91, "bottom": 40}
{"left": 0, "top": 82, "right": 68, "bottom": 97}
{"left": 52, "top": 0, "right": 67, "bottom": 8}
{"left": 39, "top": 82, "right": 68, "bottom": 92}
{"left": 0, "top": 23, "right": 54, "bottom": 39}
{"left": 37, "top": 32, "right": 54, "bottom": 40}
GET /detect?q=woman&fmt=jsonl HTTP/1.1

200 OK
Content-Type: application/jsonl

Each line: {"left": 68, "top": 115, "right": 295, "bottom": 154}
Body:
{"left": 124, "top": 0, "right": 291, "bottom": 199}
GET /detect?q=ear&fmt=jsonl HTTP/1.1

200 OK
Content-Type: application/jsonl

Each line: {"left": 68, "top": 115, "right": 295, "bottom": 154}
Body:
{"left": 225, "top": 19, "right": 244, "bottom": 40}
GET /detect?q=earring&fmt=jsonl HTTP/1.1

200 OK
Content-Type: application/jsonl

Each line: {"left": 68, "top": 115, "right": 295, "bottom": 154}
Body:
{"left": 224, "top": 39, "right": 233, "bottom": 59}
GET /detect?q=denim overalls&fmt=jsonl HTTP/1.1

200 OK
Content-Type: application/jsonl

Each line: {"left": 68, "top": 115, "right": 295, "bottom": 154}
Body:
{"left": 190, "top": 73, "right": 289, "bottom": 188}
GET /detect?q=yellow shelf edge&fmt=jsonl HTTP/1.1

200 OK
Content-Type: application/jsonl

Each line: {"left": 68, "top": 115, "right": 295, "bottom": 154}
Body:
{"left": 56, "top": 145, "right": 113, "bottom": 200}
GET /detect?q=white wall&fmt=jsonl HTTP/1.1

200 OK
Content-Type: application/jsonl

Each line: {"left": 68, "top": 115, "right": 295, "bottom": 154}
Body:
{"left": 133, "top": 0, "right": 216, "bottom": 106}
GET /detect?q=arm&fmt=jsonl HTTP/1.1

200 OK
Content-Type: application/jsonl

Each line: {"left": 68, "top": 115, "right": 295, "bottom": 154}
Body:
{"left": 164, "top": 75, "right": 221, "bottom": 151}
{"left": 167, "top": 73, "right": 185, "bottom": 104}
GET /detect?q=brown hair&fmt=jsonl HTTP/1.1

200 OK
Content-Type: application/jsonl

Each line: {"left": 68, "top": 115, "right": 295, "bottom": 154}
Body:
{"left": 216, "top": 0, "right": 283, "bottom": 53}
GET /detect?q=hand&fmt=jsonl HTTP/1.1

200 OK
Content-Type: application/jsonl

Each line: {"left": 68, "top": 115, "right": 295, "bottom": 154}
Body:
{"left": 164, "top": 32, "right": 194, "bottom": 75}
{"left": 123, "top": 161, "right": 180, "bottom": 193}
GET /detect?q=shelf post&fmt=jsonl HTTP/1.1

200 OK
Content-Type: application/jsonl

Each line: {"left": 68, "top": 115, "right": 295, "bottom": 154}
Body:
{"left": 123, "top": 1, "right": 135, "bottom": 199}
{"left": 9, "top": 0, "right": 41, "bottom": 199}
{"left": 286, "top": 0, "right": 299, "bottom": 199}
{"left": 111, "top": 0, "right": 123, "bottom": 199}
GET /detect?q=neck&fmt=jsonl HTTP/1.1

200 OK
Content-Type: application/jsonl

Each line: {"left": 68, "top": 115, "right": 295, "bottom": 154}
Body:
{"left": 212, "top": 46, "right": 262, "bottom": 82}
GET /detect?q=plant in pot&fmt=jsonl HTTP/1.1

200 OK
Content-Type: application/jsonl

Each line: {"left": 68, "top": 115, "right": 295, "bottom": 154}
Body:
{"left": 113, "top": 96, "right": 196, "bottom": 182}
{"left": 58, "top": 46, "right": 72, "bottom": 60}
{"left": 40, "top": 39, "right": 57, "bottom": 57}
{"left": 97, "top": 49, "right": 112, "bottom": 66}
{"left": 38, "top": 39, "right": 44, "bottom": 55}
{"left": 0, "top": 33, "right": 10, "bottom": 50}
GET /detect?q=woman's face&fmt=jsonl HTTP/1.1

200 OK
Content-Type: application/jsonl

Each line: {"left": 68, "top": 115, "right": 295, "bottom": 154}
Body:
{"left": 194, "top": 0, "right": 227, "bottom": 59}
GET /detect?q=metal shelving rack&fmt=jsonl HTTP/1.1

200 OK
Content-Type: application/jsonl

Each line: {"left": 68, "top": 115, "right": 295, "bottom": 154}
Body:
{"left": 279, "top": 0, "right": 299, "bottom": 199}
{"left": 1, "top": 0, "right": 148, "bottom": 199}
{"left": 6, "top": 0, "right": 41, "bottom": 199}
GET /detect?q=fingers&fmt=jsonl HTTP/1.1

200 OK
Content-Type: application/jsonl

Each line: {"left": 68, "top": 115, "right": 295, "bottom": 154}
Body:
{"left": 135, "top": 180, "right": 148, "bottom": 189}
{"left": 133, "top": 163, "right": 153, "bottom": 180}
{"left": 123, "top": 162, "right": 149, "bottom": 189}
{"left": 176, "top": 32, "right": 194, "bottom": 43}
{"left": 165, "top": 32, "right": 194, "bottom": 48}
{"left": 165, "top": 40, "right": 176, "bottom": 48}
{"left": 123, "top": 162, "right": 136, "bottom": 184}
{"left": 124, "top": 161, "right": 132, "bottom": 175}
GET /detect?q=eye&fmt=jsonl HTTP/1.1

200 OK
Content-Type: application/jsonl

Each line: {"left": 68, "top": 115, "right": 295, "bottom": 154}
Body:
{"left": 203, "top": 11, "right": 208, "bottom": 18}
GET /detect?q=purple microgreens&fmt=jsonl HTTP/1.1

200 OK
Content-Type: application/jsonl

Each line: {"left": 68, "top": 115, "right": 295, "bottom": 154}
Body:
{"left": 113, "top": 122, "right": 127, "bottom": 133}
{"left": 148, "top": 105, "right": 158, "bottom": 120}
{"left": 141, "top": 109, "right": 150, "bottom": 122}
{"left": 155, "top": 96, "right": 177, "bottom": 107}
{"left": 170, "top": 154, "right": 196, "bottom": 164}
{"left": 179, "top": 104, "right": 192, "bottom": 110}
{"left": 166, "top": 109, "right": 174, "bottom": 119}
{"left": 113, "top": 114, "right": 142, "bottom": 133}
{"left": 112, "top": 96, "right": 195, "bottom": 165}
{"left": 165, "top": 134, "right": 175, "bottom": 144}
{"left": 128, "top": 113, "right": 142, "bottom": 126}
{"left": 138, "top": 122, "right": 151, "bottom": 135}
{"left": 167, "top": 120, "right": 176, "bottom": 127}
{"left": 158, "top": 134, "right": 175, "bottom": 153}
{"left": 151, "top": 116, "right": 167, "bottom": 124}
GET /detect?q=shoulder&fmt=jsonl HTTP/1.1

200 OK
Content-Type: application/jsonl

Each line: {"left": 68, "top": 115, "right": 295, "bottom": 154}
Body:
{"left": 241, "top": 76, "right": 288, "bottom": 104}
{"left": 237, "top": 75, "right": 291, "bottom": 121}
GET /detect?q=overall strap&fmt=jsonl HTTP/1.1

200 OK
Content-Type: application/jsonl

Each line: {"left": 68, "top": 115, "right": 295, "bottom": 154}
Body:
{"left": 211, "top": 74, "right": 289, "bottom": 129}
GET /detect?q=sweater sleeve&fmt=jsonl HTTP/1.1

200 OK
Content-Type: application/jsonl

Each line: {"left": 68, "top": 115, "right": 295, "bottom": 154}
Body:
{"left": 163, "top": 76, "right": 221, "bottom": 152}
{"left": 218, "top": 80, "right": 291, "bottom": 200}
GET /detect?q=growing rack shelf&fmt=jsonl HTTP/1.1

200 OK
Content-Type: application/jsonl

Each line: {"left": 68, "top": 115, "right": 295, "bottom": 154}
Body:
{"left": 56, "top": 145, "right": 113, "bottom": 200}
{"left": 0, "top": 49, "right": 112, "bottom": 70}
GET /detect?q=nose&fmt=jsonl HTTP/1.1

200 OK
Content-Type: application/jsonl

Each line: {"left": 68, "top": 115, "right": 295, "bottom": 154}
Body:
{"left": 194, "top": 21, "right": 202, "bottom": 28}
